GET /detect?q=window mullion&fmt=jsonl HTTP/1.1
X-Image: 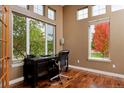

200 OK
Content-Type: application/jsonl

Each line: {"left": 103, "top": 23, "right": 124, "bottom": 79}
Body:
{"left": 45, "top": 24, "right": 48, "bottom": 55}
{"left": 53, "top": 26, "right": 55, "bottom": 55}
{"left": 88, "top": 26, "right": 91, "bottom": 59}
{"left": 12, "top": 13, "right": 14, "bottom": 60}
{"left": 26, "top": 18, "right": 30, "bottom": 55}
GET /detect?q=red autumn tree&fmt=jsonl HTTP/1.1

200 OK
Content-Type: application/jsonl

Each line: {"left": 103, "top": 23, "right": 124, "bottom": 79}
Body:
{"left": 93, "top": 22, "right": 109, "bottom": 57}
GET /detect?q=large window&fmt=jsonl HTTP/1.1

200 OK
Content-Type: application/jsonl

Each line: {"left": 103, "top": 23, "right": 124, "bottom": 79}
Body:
{"left": 30, "top": 19, "right": 45, "bottom": 56}
{"left": 77, "top": 7, "right": 88, "bottom": 20}
{"left": 48, "top": 8, "right": 55, "bottom": 20}
{"left": 88, "top": 19, "right": 110, "bottom": 61}
{"left": 12, "top": 14, "right": 55, "bottom": 61}
{"left": 13, "top": 14, "right": 26, "bottom": 60}
{"left": 111, "top": 5, "right": 124, "bottom": 12}
{"left": 34, "top": 5, "right": 44, "bottom": 15}
{"left": 92, "top": 5, "right": 106, "bottom": 16}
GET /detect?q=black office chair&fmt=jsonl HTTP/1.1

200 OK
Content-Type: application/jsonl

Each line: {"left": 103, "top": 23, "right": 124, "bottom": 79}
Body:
{"left": 50, "top": 50, "right": 70, "bottom": 84}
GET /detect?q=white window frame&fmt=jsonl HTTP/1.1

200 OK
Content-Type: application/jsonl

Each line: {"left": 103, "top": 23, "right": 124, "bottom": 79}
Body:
{"left": 92, "top": 5, "right": 106, "bottom": 16}
{"left": 53, "top": 26, "right": 56, "bottom": 55}
{"left": 26, "top": 18, "right": 30, "bottom": 55}
{"left": 88, "top": 18, "right": 111, "bottom": 62}
{"left": 111, "top": 5, "right": 124, "bottom": 12}
{"left": 48, "top": 8, "right": 55, "bottom": 20}
{"left": 77, "top": 7, "right": 88, "bottom": 20}
{"left": 45, "top": 24, "right": 48, "bottom": 55}
{"left": 34, "top": 5, "right": 44, "bottom": 15}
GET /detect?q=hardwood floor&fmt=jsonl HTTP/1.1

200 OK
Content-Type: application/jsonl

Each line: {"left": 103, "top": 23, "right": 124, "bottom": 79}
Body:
{"left": 11, "top": 68, "right": 124, "bottom": 88}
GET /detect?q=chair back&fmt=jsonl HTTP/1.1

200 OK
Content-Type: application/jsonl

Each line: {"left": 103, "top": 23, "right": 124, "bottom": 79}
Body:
{"left": 58, "top": 50, "right": 69, "bottom": 70}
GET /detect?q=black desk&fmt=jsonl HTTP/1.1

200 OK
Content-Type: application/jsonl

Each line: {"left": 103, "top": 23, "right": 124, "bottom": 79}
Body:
{"left": 23, "top": 55, "right": 58, "bottom": 87}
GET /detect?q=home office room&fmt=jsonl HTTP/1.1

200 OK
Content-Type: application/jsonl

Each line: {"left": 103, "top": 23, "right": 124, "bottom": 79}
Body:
{"left": 0, "top": 0, "right": 124, "bottom": 93}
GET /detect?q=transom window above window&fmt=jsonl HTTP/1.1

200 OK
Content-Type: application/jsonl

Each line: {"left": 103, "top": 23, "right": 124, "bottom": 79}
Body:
{"left": 34, "top": 5, "right": 44, "bottom": 15}
{"left": 92, "top": 5, "right": 106, "bottom": 16}
{"left": 77, "top": 7, "right": 88, "bottom": 20}
{"left": 111, "top": 5, "right": 124, "bottom": 12}
{"left": 48, "top": 8, "right": 55, "bottom": 20}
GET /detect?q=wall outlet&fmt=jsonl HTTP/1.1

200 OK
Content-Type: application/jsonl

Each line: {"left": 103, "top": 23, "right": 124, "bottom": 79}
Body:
{"left": 77, "top": 59, "right": 80, "bottom": 63}
{"left": 112, "top": 64, "right": 116, "bottom": 68}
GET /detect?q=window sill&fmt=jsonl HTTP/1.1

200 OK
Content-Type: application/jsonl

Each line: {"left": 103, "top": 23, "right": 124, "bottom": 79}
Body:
{"left": 88, "top": 58, "right": 111, "bottom": 62}
{"left": 12, "top": 58, "right": 24, "bottom": 61}
{"left": 12, "top": 59, "right": 24, "bottom": 68}
{"left": 12, "top": 62, "right": 24, "bottom": 68}
{"left": 77, "top": 17, "right": 88, "bottom": 21}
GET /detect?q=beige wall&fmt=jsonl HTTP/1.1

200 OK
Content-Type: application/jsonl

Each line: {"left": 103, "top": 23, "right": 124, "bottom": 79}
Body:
{"left": 63, "top": 5, "right": 124, "bottom": 74}
{"left": 8, "top": 5, "right": 63, "bottom": 80}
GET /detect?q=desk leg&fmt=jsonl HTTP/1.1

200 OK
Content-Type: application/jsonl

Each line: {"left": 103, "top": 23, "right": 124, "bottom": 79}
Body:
{"left": 31, "top": 74, "right": 38, "bottom": 88}
{"left": 31, "top": 64, "right": 38, "bottom": 88}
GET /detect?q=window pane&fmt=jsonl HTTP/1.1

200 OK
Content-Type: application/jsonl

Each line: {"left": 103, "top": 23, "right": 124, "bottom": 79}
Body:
{"left": 13, "top": 14, "right": 26, "bottom": 60}
{"left": 92, "top": 5, "right": 106, "bottom": 16}
{"left": 99, "top": 9, "right": 106, "bottom": 14}
{"left": 47, "top": 24, "right": 55, "bottom": 55}
{"left": 112, "top": 5, "right": 124, "bottom": 12}
{"left": 48, "top": 8, "right": 55, "bottom": 20}
{"left": 89, "top": 20, "right": 110, "bottom": 60}
{"left": 34, "top": 5, "right": 44, "bottom": 15}
{"left": 77, "top": 8, "right": 88, "bottom": 20}
{"left": 83, "top": 8, "right": 88, "bottom": 14}
{"left": 30, "top": 19, "right": 45, "bottom": 56}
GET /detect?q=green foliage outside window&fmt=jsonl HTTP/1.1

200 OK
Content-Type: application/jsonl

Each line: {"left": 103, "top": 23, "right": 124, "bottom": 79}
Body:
{"left": 48, "top": 40, "right": 54, "bottom": 55}
{"left": 30, "top": 19, "right": 45, "bottom": 56}
{"left": 13, "top": 14, "right": 26, "bottom": 59}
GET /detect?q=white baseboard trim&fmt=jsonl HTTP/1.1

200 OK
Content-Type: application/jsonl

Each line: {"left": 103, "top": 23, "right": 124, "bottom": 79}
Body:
{"left": 69, "top": 65, "right": 124, "bottom": 78}
{"left": 9, "top": 77, "right": 24, "bottom": 85}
